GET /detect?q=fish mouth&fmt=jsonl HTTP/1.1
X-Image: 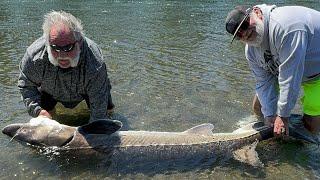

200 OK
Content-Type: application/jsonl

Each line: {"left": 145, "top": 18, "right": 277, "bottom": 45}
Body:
{"left": 2, "top": 123, "right": 24, "bottom": 137}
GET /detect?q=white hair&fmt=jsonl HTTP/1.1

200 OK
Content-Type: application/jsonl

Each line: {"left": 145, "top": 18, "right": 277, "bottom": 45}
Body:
{"left": 42, "top": 10, "right": 84, "bottom": 42}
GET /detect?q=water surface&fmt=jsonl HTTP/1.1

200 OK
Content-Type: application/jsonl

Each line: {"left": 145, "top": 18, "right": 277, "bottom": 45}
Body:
{"left": 0, "top": 0, "right": 319, "bottom": 179}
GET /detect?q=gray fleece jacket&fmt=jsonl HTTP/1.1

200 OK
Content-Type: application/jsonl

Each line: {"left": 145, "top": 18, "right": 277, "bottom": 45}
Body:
{"left": 245, "top": 4, "right": 320, "bottom": 118}
{"left": 18, "top": 36, "right": 114, "bottom": 121}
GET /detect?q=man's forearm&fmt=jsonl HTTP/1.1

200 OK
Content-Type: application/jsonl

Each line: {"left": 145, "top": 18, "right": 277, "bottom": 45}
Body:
{"left": 19, "top": 84, "right": 42, "bottom": 117}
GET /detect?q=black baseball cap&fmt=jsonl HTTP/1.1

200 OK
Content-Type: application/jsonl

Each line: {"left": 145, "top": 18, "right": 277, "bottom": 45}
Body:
{"left": 225, "top": 6, "right": 252, "bottom": 43}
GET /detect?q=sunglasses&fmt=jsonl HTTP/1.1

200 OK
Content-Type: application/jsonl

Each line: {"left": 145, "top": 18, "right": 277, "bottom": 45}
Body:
{"left": 50, "top": 41, "right": 77, "bottom": 53}
{"left": 238, "top": 17, "right": 250, "bottom": 33}
{"left": 235, "top": 18, "right": 250, "bottom": 39}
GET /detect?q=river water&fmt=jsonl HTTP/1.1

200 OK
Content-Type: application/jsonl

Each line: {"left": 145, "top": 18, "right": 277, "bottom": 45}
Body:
{"left": 0, "top": 0, "right": 319, "bottom": 179}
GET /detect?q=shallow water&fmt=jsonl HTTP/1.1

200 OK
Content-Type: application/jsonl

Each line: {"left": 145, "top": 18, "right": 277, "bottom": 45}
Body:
{"left": 0, "top": 0, "right": 319, "bottom": 179}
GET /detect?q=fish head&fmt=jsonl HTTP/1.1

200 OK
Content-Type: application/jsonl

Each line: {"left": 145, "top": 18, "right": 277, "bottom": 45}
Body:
{"left": 2, "top": 117, "right": 76, "bottom": 147}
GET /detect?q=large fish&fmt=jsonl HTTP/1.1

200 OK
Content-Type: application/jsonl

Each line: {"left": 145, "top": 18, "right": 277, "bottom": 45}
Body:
{"left": 2, "top": 115, "right": 319, "bottom": 168}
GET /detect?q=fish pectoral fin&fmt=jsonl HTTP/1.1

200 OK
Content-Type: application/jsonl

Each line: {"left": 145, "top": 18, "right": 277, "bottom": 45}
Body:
{"left": 232, "top": 140, "right": 264, "bottom": 167}
{"left": 183, "top": 123, "right": 214, "bottom": 135}
{"left": 78, "top": 119, "right": 123, "bottom": 135}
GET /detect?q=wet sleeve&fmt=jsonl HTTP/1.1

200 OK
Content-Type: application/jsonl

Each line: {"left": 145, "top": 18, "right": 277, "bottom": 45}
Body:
{"left": 245, "top": 47, "right": 278, "bottom": 117}
{"left": 17, "top": 51, "right": 43, "bottom": 117}
{"left": 277, "top": 31, "right": 307, "bottom": 117}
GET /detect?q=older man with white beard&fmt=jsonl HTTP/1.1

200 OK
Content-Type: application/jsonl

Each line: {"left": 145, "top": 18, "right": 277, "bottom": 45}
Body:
{"left": 18, "top": 11, "right": 114, "bottom": 123}
{"left": 225, "top": 4, "right": 320, "bottom": 136}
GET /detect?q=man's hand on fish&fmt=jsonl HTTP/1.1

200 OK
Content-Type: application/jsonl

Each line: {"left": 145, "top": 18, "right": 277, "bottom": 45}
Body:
{"left": 38, "top": 109, "right": 53, "bottom": 119}
{"left": 273, "top": 116, "right": 289, "bottom": 136}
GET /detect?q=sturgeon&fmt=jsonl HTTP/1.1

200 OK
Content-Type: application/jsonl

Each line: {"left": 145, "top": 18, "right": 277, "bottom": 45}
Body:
{"left": 2, "top": 115, "right": 319, "bottom": 168}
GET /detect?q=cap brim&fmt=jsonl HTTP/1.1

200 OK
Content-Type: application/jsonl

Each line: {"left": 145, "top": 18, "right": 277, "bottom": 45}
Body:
{"left": 230, "top": 11, "right": 250, "bottom": 44}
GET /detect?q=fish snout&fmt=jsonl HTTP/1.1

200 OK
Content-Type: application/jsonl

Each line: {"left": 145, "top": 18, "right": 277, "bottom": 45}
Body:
{"left": 2, "top": 124, "right": 23, "bottom": 137}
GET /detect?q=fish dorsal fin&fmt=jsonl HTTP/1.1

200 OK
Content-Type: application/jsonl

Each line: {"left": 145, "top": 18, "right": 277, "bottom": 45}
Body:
{"left": 183, "top": 123, "right": 214, "bottom": 135}
{"left": 78, "top": 119, "right": 122, "bottom": 135}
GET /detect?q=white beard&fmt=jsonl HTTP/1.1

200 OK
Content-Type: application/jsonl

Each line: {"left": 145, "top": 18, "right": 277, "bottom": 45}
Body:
{"left": 246, "top": 15, "right": 264, "bottom": 47}
{"left": 47, "top": 45, "right": 80, "bottom": 68}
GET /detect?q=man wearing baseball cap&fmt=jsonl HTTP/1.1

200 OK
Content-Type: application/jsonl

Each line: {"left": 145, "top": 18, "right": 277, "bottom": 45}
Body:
{"left": 225, "top": 4, "right": 320, "bottom": 136}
